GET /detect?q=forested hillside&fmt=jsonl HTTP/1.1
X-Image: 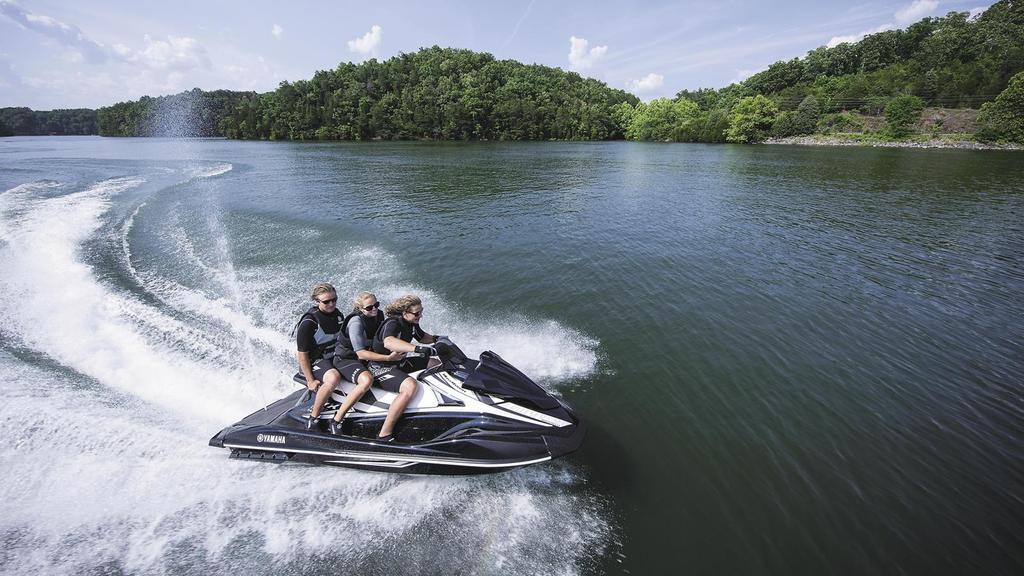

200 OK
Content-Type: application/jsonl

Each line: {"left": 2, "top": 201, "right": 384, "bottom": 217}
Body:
{"left": 19, "top": 0, "right": 1024, "bottom": 144}
{"left": 0, "top": 107, "right": 97, "bottom": 135}
{"left": 221, "top": 46, "right": 639, "bottom": 141}
{"left": 620, "top": 0, "right": 1024, "bottom": 143}
{"left": 96, "top": 89, "right": 254, "bottom": 137}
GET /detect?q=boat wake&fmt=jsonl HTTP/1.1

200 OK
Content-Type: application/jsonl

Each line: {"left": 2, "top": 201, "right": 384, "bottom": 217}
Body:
{"left": 0, "top": 164, "right": 612, "bottom": 575}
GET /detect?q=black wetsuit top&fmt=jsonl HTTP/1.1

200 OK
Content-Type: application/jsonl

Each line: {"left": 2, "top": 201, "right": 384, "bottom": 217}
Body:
{"left": 335, "top": 309, "right": 384, "bottom": 360}
{"left": 371, "top": 315, "right": 425, "bottom": 359}
{"left": 295, "top": 306, "right": 343, "bottom": 361}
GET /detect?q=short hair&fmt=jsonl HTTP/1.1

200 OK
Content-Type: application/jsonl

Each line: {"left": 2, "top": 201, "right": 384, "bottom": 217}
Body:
{"left": 310, "top": 282, "right": 336, "bottom": 301}
{"left": 352, "top": 291, "right": 376, "bottom": 312}
{"left": 385, "top": 294, "right": 422, "bottom": 316}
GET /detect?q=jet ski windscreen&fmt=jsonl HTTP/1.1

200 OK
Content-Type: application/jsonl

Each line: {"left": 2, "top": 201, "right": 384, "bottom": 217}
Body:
{"left": 462, "top": 351, "right": 560, "bottom": 410}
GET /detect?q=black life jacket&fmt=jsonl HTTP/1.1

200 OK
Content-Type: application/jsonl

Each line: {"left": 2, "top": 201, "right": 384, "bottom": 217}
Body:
{"left": 371, "top": 314, "right": 421, "bottom": 355}
{"left": 335, "top": 309, "right": 384, "bottom": 360}
{"left": 297, "top": 305, "right": 343, "bottom": 361}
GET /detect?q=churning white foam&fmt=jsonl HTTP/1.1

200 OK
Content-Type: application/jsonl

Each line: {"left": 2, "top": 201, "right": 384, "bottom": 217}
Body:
{"left": 186, "top": 162, "right": 233, "bottom": 180}
{"left": 0, "top": 177, "right": 257, "bottom": 425}
{"left": 0, "top": 350, "right": 611, "bottom": 575}
{"left": 0, "top": 168, "right": 610, "bottom": 575}
{"left": 285, "top": 245, "right": 601, "bottom": 388}
{"left": 361, "top": 283, "right": 600, "bottom": 388}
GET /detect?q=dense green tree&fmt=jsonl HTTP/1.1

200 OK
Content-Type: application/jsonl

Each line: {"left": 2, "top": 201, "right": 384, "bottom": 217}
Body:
{"left": 794, "top": 95, "right": 821, "bottom": 133}
{"left": 0, "top": 107, "right": 97, "bottom": 135}
{"left": 695, "top": 109, "right": 730, "bottom": 142}
{"left": 732, "top": 1, "right": 1024, "bottom": 110}
{"left": 219, "top": 47, "right": 637, "bottom": 141}
{"left": 624, "top": 98, "right": 700, "bottom": 141}
{"left": 772, "top": 95, "right": 821, "bottom": 136}
{"left": 977, "top": 70, "right": 1024, "bottom": 142}
{"left": 12, "top": 0, "right": 1016, "bottom": 145}
{"left": 771, "top": 112, "right": 801, "bottom": 138}
{"left": 744, "top": 59, "right": 807, "bottom": 95}
{"left": 98, "top": 89, "right": 254, "bottom": 137}
{"left": 726, "top": 95, "right": 779, "bottom": 143}
{"left": 883, "top": 94, "right": 925, "bottom": 137}
{"left": 676, "top": 87, "right": 734, "bottom": 110}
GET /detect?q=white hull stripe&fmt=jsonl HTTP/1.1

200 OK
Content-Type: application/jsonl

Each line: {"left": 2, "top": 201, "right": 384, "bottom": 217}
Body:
{"left": 225, "top": 443, "right": 552, "bottom": 469}
{"left": 323, "top": 459, "right": 418, "bottom": 468}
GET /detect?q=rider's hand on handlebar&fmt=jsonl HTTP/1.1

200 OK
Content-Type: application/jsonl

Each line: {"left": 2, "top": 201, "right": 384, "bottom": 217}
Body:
{"left": 386, "top": 351, "right": 405, "bottom": 362}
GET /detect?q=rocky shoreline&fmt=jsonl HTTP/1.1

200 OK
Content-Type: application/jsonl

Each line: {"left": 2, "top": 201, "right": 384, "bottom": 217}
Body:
{"left": 765, "top": 135, "right": 1023, "bottom": 151}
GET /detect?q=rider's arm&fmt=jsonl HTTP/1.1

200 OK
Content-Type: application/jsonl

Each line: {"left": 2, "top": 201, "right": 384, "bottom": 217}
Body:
{"left": 355, "top": 348, "right": 401, "bottom": 361}
{"left": 350, "top": 317, "right": 400, "bottom": 361}
{"left": 296, "top": 318, "right": 320, "bottom": 389}
{"left": 296, "top": 350, "right": 318, "bottom": 388}
{"left": 383, "top": 335, "right": 418, "bottom": 353}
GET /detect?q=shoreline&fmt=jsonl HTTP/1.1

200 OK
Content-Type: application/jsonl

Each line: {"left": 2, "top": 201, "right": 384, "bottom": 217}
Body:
{"left": 765, "top": 135, "right": 1023, "bottom": 151}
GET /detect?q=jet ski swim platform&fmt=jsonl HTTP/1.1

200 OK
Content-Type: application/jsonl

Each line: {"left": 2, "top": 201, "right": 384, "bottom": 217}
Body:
{"left": 209, "top": 340, "right": 585, "bottom": 475}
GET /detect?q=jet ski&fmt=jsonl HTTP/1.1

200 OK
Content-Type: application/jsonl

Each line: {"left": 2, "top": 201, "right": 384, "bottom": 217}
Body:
{"left": 209, "top": 339, "right": 585, "bottom": 474}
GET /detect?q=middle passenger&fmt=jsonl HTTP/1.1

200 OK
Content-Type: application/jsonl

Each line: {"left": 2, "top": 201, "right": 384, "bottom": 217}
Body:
{"left": 329, "top": 291, "right": 403, "bottom": 435}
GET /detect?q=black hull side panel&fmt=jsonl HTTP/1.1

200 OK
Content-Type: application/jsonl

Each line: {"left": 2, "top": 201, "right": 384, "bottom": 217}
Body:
{"left": 209, "top": 389, "right": 586, "bottom": 475}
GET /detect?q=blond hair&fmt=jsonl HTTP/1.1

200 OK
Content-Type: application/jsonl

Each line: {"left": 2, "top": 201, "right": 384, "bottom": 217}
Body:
{"left": 310, "top": 282, "right": 336, "bottom": 301}
{"left": 352, "top": 291, "right": 376, "bottom": 312}
{"left": 385, "top": 294, "right": 422, "bottom": 316}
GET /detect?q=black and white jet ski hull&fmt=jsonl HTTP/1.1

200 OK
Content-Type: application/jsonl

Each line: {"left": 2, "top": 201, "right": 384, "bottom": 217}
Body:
{"left": 209, "top": 344, "right": 584, "bottom": 475}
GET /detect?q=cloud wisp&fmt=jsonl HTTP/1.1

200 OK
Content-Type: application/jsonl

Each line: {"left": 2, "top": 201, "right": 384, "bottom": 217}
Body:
{"left": 627, "top": 73, "right": 664, "bottom": 94}
{"left": 123, "top": 35, "right": 211, "bottom": 71}
{"left": 0, "top": 0, "right": 108, "bottom": 63}
{"left": 505, "top": 0, "right": 536, "bottom": 46}
{"left": 348, "top": 25, "right": 382, "bottom": 58}
{"left": 894, "top": 0, "right": 939, "bottom": 25}
{"left": 826, "top": 0, "right": 940, "bottom": 48}
{"left": 271, "top": 24, "right": 283, "bottom": 39}
{"left": 568, "top": 36, "right": 607, "bottom": 71}
{"left": 1, "top": 1, "right": 210, "bottom": 72}
{"left": 969, "top": 5, "right": 988, "bottom": 19}
{"left": 827, "top": 23, "right": 895, "bottom": 48}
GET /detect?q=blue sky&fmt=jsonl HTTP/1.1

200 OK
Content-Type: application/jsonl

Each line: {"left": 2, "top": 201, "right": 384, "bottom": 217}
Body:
{"left": 0, "top": 0, "right": 993, "bottom": 110}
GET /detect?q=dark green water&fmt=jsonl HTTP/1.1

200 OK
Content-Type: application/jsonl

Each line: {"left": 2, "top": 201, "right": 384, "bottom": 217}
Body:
{"left": 1, "top": 137, "right": 1022, "bottom": 574}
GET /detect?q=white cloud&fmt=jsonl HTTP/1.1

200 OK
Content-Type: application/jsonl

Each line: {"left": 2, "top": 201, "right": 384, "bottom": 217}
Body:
{"left": 348, "top": 25, "right": 382, "bottom": 57}
{"left": 127, "top": 35, "right": 211, "bottom": 71}
{"left": 627, "top": 73, "right": 664, "bottom": 93}
{"left": 271, "top": 24, "right": 283, "bottom": 39}
{"left": 895, "top": 0, "right": 939, "bottom": 25}
{"left": 824, "top": 0, "right": 939, "bottom": 51}
{"left": 0, "top": 2, "right": 210, "bottom": 75}
{"left": 0, "top": 0, "right": 108, "bottom": 63}
{"left": 827, "top": 23, "right": 895, "bottom": 48}
{"left": 568, "top": 36, "right": 607, "bottom": 70}
{"left": 968, "top": 6, "right": 988, "bottom": 19}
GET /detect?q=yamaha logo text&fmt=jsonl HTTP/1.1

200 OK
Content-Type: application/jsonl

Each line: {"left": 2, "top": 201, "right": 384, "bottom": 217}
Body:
{"left": 256, "top": 433, "right": 286, "bottom": 444}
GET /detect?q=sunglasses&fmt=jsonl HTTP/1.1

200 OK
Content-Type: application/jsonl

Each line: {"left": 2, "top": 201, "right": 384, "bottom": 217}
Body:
{"left": 405, "top": 309, "right": 423, "bottom": 317}
{"left": 318, "top": 297, "right": 338, "bottom": 305}
{"left": 363, "top": 302, "right": 380, "bottom": 311}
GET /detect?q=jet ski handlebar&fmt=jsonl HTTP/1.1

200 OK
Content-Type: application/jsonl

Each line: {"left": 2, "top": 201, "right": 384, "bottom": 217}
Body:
{"left": 404, "top": 336, "right": 456, "bottom": 359}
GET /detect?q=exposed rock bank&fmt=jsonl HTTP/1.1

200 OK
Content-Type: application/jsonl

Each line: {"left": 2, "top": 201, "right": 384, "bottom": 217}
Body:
{"left": 765, "top": 135, "right": 1023, "bottom": 151}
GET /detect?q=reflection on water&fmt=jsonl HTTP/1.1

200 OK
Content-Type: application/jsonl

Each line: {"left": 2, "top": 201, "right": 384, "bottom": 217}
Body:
{"left": 1, "top": 137, "right": 1022, "bottom": 575}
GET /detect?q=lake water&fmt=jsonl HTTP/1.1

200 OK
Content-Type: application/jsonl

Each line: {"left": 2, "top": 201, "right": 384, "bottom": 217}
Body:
{"left": 1, "top": 136, "right": 1022, "bottom": 575}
